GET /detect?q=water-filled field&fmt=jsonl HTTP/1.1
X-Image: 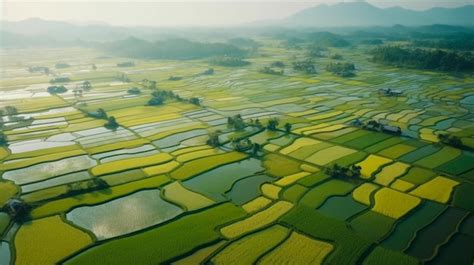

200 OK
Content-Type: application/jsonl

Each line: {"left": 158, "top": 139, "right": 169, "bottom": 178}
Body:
{"left": 0, "top": 43, "right": 473, "bottom": 265}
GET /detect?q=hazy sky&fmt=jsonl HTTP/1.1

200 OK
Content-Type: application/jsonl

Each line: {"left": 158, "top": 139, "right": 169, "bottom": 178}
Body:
{"left": 2, "top": 0, "right": 473, "bottom": 26}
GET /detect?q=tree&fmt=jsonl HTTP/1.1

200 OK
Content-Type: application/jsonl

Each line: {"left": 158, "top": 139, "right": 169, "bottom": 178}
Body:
{"left": 326, "top": 62, "right": 355, "bottom": 77}
{"left": 227, "top": 114, "right": 245, "bottom": 131}
{"left": 189, "top": 97, "right": 200, "bottom": 106}
{"left": 127, "top": 87, "right": 141, "bottom": 94}
{"left": 207, "top": 131, "right": 221, "bottom": 147}
{"left": 260, "top": 66, "right": 283, "bottom": 75}
{"left": 210, "top": 56, "right": 250, "bottom": 67}
{"left": 92, "top": 64, "right": 97, "bottom": 70}
{"left": 4, "top": 106, "right": 17, "bottom": 115}
{"left": 437, "top": 133, "right": 464, "bottom": 148}
{"left": 148, "top": 96, "right": 164, "bottom": 106}
{"left": 202, "top": 68, "right": 214, "bottom": 75}
{"left": 0, "top": 132, "right": 7, "bottom": 146}
{"left": 292, "top": 60, "right": 316, "bottom": 74}
{"left": 267, "top": 118, "right": 279, "bottom": 130}
{"left": 284, "top": 123, "right": 292, "bottom": 133}
{"left": 97, "top": 108, "right": 107, "bottom": 119}
{"left": 149, "top": 80, "right": 157, "bottom": 90}
{"left": 366, "top": 120, "right": 381, "bottom": 130}
{"left": 5, "top": 198, "right": 31, "bottom": 222}
{"left": 82, "top": 80, "right": 92, "bottom": 89}
{"left": 168, "top": 76, "right": 182, "bottom": 81}
{"left": 350, "top": 165, "right": 362, "bottom": 178}
{"left": 50, "top": 77, "right": 71, "bottom": 83}
{"left": 47, "top": 85, "right": 68, "bottom": 94}
{"left": 104, "top": 116, "right": 119, "bottom": 130}
{"left": 252, "top": 143, "right": 261, "bottom": 156}
{"left": 271, "top": 61, "right": 285, "bottom": 68}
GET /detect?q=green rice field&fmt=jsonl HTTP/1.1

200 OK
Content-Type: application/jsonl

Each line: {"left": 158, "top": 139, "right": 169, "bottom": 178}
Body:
{"left": 0, "top": 35, "right": 473, "bottom": 265}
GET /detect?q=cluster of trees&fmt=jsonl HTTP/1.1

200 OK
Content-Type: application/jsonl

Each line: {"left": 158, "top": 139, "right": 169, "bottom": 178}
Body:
{"left": 168, "top": 76, "right": 182, "bottom": 81}
{"left": 3, "top": 198, "right": 31, "bottom": 222}
{"left": 104, "top": 116, "right": 119, "bottom": 130}
{"left": 142, "top": 79, "right": 156, "bottom": 90}
{"left": 353, "top": 119, "right": 402, "bottom": 135}
{"left": 210, "top": 56, "right": 250, "bottom": 67}
{"left": 371, "top": 46, "right": 474, "bottom": 72}
{"left": 0, "top": 106, "right": 32, "bottom": 134}
{"left": 326, "top": 62, "right": 355, "bottom": 77}
{"left": 231, "top": 138, "right": 261, "bottom": 155}
{"left": 50, "top": 76, "right": 70, "bottom": 83}
{"left": 117, "top": 73, "right": 130, "bottom": 82}
{"left": 148, "top": 92, "right": 165, "bottom": 106}
{"left": 271, "top": 61, "right": 285, "bottom": 68}
{"left": 260, "top": 66, "right": 283, "bottom": 76}
{"left": 81, "top": 80, "right": 92, "bottom": 90}
{"left": 87, "top": 108, "right": 107, "bottom": 119}
{"left": 105, "top": 37, "right": 246, "bottom": 60}
{"left": 306, "top": 32, "right": 351, "bottom": 48}
{"left": 65, "top": 178, "right": 109, "bottom": 197}
{"left": 47, "top": 85, "right": 68, "bottom": 94}
{"left": 84, "top": 107, "right": 117, "bottom": 130}
{"left": 308, "top": 46, "right": 326, "bottom": 58}
{"left": 360, "top": 39, "right": 384, "bottom": 45}
{"left": 227, "top": 114, "right": 246, "bottom": 131}
{"left": 200, "top": 68, "right": 214, "bottom": 75}
{"left": 207, "top": 130, "right": 221, "bottom": 147}
{"left": 437, "top": 133, "right": 464, "bottom": 149}
{"left": 325, "top": 164, "right": 362, "bottom": 180}
{"left": 117, "top": 62, "right": 135, "bottom": 67}
{"left": 227, "top": 37, "right": 259, "bottom": 50}
{"left": 147, "top": 89, "right": 200, "bottom": 107}
{"left": 0, "top": 132, "right": 7, "bottom": 146}
{"left": 411, "top": 39, "right": 474, "bottom": 51}
{"left": 55, "top": 63, "right": 70, "bottom": 69}
{"left": 127, "top": 87, "right": 141, "bottom": 95}
{"left": 267, "top": 118, "right": 280, "bottom": 130}
{"left": 2, "top": 106, "right": 18, "bottom": 116}
{"left": 28, "top": 66, "right": 49, "bottom": 74}
{"left": 293, "top": 60, "right": 316, "bottom": 74}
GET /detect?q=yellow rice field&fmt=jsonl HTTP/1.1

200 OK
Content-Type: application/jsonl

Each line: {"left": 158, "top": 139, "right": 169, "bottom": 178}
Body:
{"left": 162, "top": 181, "right": 214, "bottom": 211}
{"left": 14, "top": 215, "right": 93, "bottom": 265}
{"left": 352, "top": 183, "right": 380, "bottom": 205}
{"left": 220, "top": 201, "right": 293, "bottom": 238}
{"left": 356, "top": 155, "right": 392, "bottom": 179}
{"left": 91, "top": 153, "right": 173, "bottom": 176}
{"left": 241, "top": 196, "right": 273, "bottom": 213}
{"left": 306, "top": 146, "right": 357, "bottom": 166}
{"left": 374, "top": 162, "right": 410, "bottom": 186}
{"left": 372, "top": 188, "right": 421, "bottom": 219}
{"left": 410, "top": 176, "right": 460, "bottom": 203}
{"left": 260, "top": 231, "right": 334, "bottom": 265}
{"left": 280, "top": 138, "right": 321, "bottom": 155}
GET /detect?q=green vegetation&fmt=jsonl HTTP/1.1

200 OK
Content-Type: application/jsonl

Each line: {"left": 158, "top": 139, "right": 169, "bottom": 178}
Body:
{"left": 371, "top": 46, "right": 474, "bottom": 72}
{"left": 292, "top": 59, "right": 316, "bottom": 74}
{"left": 210, "top": 56, "right": 250, "bottom": 67}
{"left": 326, "top": 62, "right": 355, "bottom": 77}
{"left": 107, "top": 38, "right": 246, "bottom": 60}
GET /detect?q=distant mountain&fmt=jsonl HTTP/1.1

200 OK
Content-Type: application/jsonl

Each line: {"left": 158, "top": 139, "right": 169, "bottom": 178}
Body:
{"left": 279, "top": 2, "right": 474, "bottom": 27}
{"left": 0, "top": 18, "right": 133, "bottom": 42}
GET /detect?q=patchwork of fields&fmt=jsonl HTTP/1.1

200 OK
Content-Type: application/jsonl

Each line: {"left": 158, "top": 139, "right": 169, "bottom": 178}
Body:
{"left": 0, "top": 44, "right": 473, "bottom": 265}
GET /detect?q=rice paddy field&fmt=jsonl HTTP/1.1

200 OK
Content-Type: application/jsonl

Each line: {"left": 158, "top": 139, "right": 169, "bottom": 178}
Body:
{"left": 0, "top": 41, "right": 473, "bottom": 265}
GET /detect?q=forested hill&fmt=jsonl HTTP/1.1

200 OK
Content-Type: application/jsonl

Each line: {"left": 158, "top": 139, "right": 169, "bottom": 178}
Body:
{"left": 100, "top": 37, "right": 247, "bottom": 60}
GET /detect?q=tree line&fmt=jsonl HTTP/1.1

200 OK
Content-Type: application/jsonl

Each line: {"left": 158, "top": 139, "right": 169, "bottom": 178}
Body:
{"left": 371, "top": 46, "right": 474, "bottom": 72}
